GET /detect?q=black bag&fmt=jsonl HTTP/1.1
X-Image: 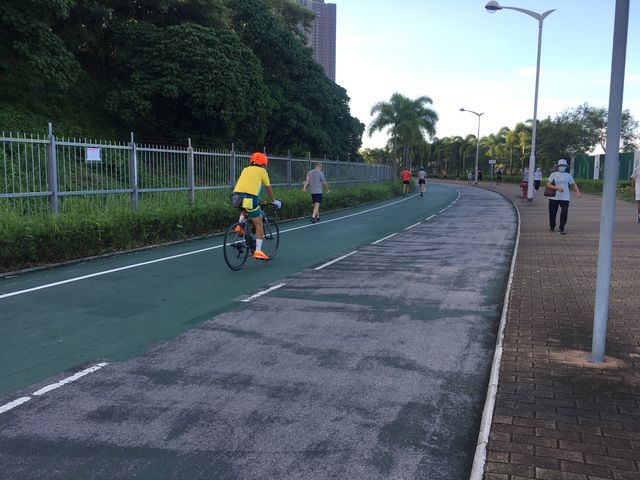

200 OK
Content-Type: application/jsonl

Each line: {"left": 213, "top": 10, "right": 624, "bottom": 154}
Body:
{"left": 543, "top": 180, "right": 556, "bottom": 197}
{"left": 230, "top": 193, "right": 243, "bottom": 208}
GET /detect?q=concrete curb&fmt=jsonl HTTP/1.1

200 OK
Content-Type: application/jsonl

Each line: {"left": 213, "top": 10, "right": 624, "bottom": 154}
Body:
{"left": 468, "top": 186, "right": 521, "bottom": 480}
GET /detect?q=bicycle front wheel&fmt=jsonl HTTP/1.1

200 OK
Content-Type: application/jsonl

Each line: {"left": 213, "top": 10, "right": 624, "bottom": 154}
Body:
{"left": 223, "top": 222, "right": 250, "bottom": 270}
{"left": 261, "top": 215, "right": 280, "bottom": 261}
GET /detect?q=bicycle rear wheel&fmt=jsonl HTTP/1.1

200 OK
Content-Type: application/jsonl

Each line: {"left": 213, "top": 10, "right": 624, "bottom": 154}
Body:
{"left": 261, "top": 215, "right": 280, "bottom": 261}
{"left": 223, "top": 222, "right": 249, "bottom": 270}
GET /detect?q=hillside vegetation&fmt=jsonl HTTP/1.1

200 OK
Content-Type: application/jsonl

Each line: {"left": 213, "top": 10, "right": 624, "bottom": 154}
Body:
{"left": 0, "top": 0, "right": 364, "bottom": 157}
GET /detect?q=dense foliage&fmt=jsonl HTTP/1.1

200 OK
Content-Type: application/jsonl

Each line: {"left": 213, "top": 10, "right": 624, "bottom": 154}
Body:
{"left": 0, "top": 0, "right": 363, "bottom": 157}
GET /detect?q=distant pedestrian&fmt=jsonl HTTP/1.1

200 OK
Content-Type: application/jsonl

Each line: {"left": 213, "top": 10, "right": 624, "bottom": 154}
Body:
{"left": 523, "top": 167, "right": 529, "bottom": 183}
{"left": 496, "top": 168, "right": 503, "bottom": 186}
{"left": 467, "top": 170, "right": 473, "bottom": 184}
{"left": 533, "top": 167, "right": 542, "bottom": 190}
{"left": 630, "top": 164, "right": 640, "bottom": 223}
{"left": 418, "top": 166, "right": 426, "bottom": 197}
{"left": 400, "top": 167, "right": 411, "bottom": 196}
{"left": 302, "top": 163, "right": 330, "bottom": 223}
{"left": 547, "top": 159, "right": 582, "bottom": 234}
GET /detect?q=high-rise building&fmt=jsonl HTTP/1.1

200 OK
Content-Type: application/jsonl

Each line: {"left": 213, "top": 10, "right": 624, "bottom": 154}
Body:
{"left": 298, "top": 0, "right": 336, "bottom": 82}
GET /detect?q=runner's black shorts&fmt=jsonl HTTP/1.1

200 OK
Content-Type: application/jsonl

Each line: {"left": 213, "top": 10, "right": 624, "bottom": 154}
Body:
{"left": 311, "top": 193, "right": 323, "bottom": 204}
{"left": 418, "top": 179, "right": 425, "bottom": 185}
{"left": 402, "top": 180, "right": 410, "bottom": 185}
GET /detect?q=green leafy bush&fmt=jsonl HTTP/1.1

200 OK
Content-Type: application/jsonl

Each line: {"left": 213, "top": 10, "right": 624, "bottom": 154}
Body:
{"left": 0, "top": 182, "right": 400, "bottom": 272}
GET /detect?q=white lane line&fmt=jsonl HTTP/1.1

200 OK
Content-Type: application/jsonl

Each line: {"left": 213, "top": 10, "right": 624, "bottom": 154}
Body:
{"left": 241, "top": 283, "right": 286, "bottom": 303}
{"left": 0, "top": 397, "right": 30, "bottom": 414}
{"left": 276, "top": 194, "right": 419, "bottom": 234}
{"left": 438, "top": 208, "right": 447, "bottom": 213}
{"left": 425, "top": 215, "right": 436, "bottom": 221}
{"left": 32, "top": 362, "right": 108, "bottom": 396}
{"left": 371, "top": 233, "right": 397, "bottom": 245}
{"left": 405, "top": 222, "right": 421, "bottom": 230}
{"left": 1, "top": 195, "right": 420, "bottom": 300}
{"left": 314, "top": 251, "right": 358, "bottom": 271}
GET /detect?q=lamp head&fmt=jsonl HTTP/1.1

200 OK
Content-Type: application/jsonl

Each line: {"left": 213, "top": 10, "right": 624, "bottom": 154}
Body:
{"left": 459, "top": 108, "right": 465, "bottom": 112}
{"left": 485, "top": 1, "right": 501, "bottom": 13}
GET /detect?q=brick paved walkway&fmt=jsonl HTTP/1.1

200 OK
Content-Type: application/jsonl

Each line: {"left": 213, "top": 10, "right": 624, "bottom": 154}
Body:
{"left": 481, "top": 183, "right": 640, "bottom": 480}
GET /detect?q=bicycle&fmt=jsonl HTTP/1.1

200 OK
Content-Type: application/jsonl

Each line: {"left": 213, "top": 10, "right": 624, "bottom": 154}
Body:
{"left": 223, "top": 202, "right": 280, "bottom": 271}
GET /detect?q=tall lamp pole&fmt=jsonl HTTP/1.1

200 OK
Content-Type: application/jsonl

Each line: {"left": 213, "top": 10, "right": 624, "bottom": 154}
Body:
{"left": 485, "top": 1, "right": 555, "bottom": 202}
{"left": 460, "top": 108, "right": 483, "bottom": 184}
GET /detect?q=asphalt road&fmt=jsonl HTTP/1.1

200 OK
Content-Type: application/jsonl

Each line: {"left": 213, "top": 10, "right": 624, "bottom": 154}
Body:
{"left": 0, "top": 184, "right": 517, "bottom": 479}
{"left": 0, "top": 186, "right": 457, "bottom": 398}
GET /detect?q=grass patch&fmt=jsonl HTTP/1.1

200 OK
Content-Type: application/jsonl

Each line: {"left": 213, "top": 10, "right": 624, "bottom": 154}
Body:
{"left": 0, "top": 182, "right": 401, "bottom": 272}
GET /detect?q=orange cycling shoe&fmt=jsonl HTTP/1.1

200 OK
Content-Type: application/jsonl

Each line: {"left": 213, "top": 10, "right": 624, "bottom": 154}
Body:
{"left": 253, "top": 250, "right": 269, "bottom": 261}
{"left": 233, "top": 225, "right": 244, "bottom": 235}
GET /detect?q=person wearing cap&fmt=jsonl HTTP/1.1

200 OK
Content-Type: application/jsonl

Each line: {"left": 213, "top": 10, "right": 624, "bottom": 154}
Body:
{"left": 533, "top": 167, "right": 543, "bottom": 190}
{"left": 233, "top": 152, "right": 282, "bottom": 260}
{"left": 417, "top": 166, "right": 426, "bottom": 196}
{"left": 546, "top": 159, "right": 581, "bottom": 234}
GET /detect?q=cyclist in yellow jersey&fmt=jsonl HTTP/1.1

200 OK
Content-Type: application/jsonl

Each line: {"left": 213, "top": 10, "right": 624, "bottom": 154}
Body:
{"left": 233, "top": 152, "right": 281, "bottom": 260}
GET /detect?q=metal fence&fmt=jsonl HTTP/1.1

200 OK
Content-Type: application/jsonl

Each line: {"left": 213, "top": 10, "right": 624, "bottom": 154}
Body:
{"left": 0, "top": 124, "right": 393, "bottom": 214}
{"left": 573, "top": 151, "right": 640, "bottom": 181}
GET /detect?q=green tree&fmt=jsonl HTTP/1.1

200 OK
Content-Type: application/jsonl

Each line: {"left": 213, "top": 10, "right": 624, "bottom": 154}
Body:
{"left": 360, "top": 147, "right": 392, "bottom": 165}
{"left": 557, "top": 103, "right": 638, "bottom": 153}
{"left": 514, "top": 122, "right": 532, "bottom": 173}
{"left": 368, "top": 93, "right": 438, "bottom": 169}
{"left": 0, "top": 0, "right": 80, "bottom": 90}
{"left": 231, "top": 0, "right": 363, "bottom": 158}
{"left": 105, "top": 23, "right": 269, "bottom": 145}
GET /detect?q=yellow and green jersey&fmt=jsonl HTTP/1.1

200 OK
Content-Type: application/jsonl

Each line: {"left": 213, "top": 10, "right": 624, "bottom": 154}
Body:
{"left": 233, "top": 165, "right": 270, "bottom": 196}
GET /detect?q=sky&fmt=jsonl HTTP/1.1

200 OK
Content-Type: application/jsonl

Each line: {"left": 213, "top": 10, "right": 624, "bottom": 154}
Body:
{"left": 333, "top": 0, "right": 640, "bottom": 151}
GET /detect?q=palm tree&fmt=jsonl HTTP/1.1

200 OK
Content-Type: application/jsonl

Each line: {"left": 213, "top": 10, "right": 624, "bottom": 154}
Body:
{"left": 514, "top": 122, "right": 532, "bottom": 174}
{"left": 368, "top": 93, "right": 439, "bottom": 169}
{"left": 503, "top": 128, "right": 518, "bottom": 175}
{"left": 461, "top": 134, "right": 477, "bottom": 175}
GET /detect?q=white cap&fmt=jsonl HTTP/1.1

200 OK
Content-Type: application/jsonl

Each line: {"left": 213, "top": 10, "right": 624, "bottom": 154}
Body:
{"left": 557, "top": 159, "right": 568, "bottom": 166}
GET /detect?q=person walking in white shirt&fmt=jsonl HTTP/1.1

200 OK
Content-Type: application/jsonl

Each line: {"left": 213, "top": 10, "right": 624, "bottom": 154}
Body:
{"left": 546, "top": 159, "right": 582, "bottom": 234}
{"left": 418, "top": 166, "right": 426, "bottom": 197}
{"left": 630, "top": 165, "right": 640, "bottom": 223}
{"left": 533, "top": 167, "right": 542, "bottom": 190}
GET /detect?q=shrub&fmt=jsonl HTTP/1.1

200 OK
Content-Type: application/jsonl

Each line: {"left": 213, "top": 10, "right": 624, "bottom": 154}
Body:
{"left": 0, "top": 182, "right": 401, "bottom": 272}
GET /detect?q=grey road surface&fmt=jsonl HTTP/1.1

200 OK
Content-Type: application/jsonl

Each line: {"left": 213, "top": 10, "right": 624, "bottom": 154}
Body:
{"left": 0, "top": 185, "right": 517, "bottom": 479}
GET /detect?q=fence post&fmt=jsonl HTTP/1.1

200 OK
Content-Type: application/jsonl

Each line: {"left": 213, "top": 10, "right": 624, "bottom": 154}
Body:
{"left": 129, "top": 132, "right": 139, "bottom": 212}
{"left": 287, "top": 150, "right": 292, "bottom": 189}
{"left": 187, "top": 138, "right": 195, "bottom": 204}
{"left": 230, "top": 143, "right": 236, "bottom": 188}
{"left": 356, "top": 158, "right": 359, "bottom": 184}
{"left": 336, "top": 159, "right": 340, "bottom": 189}
{"left": 46, "top": 122, "right": 59, "bottom": 213}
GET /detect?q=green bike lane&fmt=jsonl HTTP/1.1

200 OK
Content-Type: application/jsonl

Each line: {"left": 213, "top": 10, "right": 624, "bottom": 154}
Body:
{"left": 0, "top": 184, "right": 458, "bottom": 398}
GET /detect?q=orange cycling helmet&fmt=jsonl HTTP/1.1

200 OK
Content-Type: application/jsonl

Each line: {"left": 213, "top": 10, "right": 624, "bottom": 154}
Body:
{"left": 250, "top": 152, "right": 268, "bottom": 167}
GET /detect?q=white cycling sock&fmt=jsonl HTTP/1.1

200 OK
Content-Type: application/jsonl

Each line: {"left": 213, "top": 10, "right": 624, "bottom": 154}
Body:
{"left": 256, "top": 239, "right": 263, "bottom": 251}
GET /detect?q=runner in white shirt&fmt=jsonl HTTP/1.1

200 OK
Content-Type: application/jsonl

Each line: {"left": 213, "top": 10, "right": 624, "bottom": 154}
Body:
{"left": 630, "top": 165, "right": 640, "bottom": 223}
{"left": 546, "top": 159, "right": 582, "bottom": 234}
{"left": 418, "top": 166, "right": 427, "bottom": 197}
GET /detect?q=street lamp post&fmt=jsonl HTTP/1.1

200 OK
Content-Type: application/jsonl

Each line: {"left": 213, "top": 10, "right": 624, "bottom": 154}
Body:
{"left": 485, "top": 1, "right": 555, "bottom": 202}
{"left": 460, "top": 108, "right": 483, "bottom": 184}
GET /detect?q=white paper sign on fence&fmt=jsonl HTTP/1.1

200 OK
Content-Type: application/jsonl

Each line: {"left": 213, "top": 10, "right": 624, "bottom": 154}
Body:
{"left": 86, "top": 147, "right": 101, "bottom": 162}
